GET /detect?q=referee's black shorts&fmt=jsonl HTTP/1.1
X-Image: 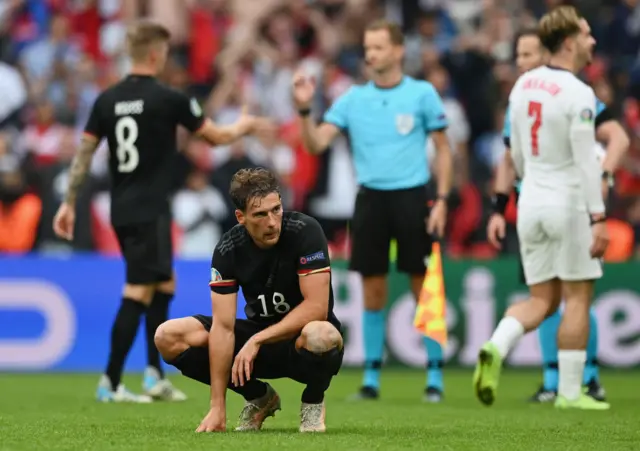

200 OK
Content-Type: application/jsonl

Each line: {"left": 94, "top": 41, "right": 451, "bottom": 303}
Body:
{"left": 349, "top": 184, "right": 434, "bottom": 277}
{"left": 113, "top": 212, "right": 173, "bottom": 285}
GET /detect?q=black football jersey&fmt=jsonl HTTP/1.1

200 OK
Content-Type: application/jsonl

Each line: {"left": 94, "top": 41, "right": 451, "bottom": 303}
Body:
{"left": 209, "top": 211, "right": 341, "bottom": 330}
{"left": 84, "top": 74, "right": 205, "bottom": 226}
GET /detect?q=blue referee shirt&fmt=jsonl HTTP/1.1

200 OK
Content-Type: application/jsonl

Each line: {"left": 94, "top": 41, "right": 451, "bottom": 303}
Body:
{"left": 504, "top": 97, "right": 608, "bottom": 192}
{"left": 323, "top": 76, "right": 448, "bottom": 191}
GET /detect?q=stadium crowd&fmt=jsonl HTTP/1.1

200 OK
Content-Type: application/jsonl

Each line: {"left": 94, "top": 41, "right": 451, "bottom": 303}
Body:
{"left": 1, "top": 0, "right": 640, "bottom": 260}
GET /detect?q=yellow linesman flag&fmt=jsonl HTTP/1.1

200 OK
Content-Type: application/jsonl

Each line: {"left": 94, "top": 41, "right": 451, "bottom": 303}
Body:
{"left": 413, "top": 242, "right": 447, "bottom": 347}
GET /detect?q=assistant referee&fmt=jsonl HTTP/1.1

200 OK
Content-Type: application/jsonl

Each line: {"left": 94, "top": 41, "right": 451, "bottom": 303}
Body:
{"left": 292, "top": 19, "right": 453, "bottom": 402}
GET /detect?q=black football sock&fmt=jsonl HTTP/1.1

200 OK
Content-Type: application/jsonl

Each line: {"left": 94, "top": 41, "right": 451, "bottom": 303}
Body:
{"left": 105, "top": 298, "right": 146, "bottom": 390}
{"left": 299, "top": 347, "right": 343, "bottom": 404}
{"left": 145, "top": 291, "right": 173, "bottom": 378}
{"left": 168, "top": 347, "right": 267, "bottom": 400}
{"left": 168, "top": 347, "right": 210, "bottom": 385}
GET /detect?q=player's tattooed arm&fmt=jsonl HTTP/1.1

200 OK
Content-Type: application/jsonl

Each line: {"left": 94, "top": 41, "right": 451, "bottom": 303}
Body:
{"left": 64, "top": 136, "right": 99, "bottom": 206}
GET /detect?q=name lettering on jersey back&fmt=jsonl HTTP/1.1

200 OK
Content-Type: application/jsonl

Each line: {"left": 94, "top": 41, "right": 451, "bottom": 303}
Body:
{"left": 115, "top": 100, "right": 144, "bottom": 116}
{"left": 522, "top": 78, "right": 561, "bottom": 96}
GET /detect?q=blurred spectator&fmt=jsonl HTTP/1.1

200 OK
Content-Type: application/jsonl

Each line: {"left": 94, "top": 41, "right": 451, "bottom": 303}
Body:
{"left": 0, "top": 61, "right": 27, "bottom": 128}
{"left": 18, "top": 98, "right": 71, "bottom": 166}
{"left": 173, "top": 170, "right": 228, "bottom": 258}
{"left": 0, "top": 141, "right": 41, "bottom": 254}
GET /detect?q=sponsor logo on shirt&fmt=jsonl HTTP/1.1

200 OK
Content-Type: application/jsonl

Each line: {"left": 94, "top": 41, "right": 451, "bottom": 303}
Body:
{"left": 300, "top": 251, "right": 325, "bottom": 265}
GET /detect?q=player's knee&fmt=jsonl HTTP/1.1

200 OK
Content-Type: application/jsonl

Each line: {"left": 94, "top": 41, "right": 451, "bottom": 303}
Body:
{"left": 154, "top": 318, "right": 196, "bottom": 360}
{"left": 297, "top": 321, "right": 343, "bottom": 355}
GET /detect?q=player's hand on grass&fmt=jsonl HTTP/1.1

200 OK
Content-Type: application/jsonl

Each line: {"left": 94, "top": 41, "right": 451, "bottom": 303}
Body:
{"left": 53, "top": 202, "right": 76, "bottom": 241}
{"left": 426, "top": 199, "right": 447, "bottom": 238}
{"left": 487, "top": 213, "right": 506, "bottom": 250}
{"left": 196, "top": 408, "right": 226, "bottom": 433}
{"left": 292, "top": 70, "right": 315, "bottom": 110}
{"left": 231, "top": 337, "right": 260, "bottom": 387}
{"left": 590, "top": 221, "right": 609, "bottom": 259}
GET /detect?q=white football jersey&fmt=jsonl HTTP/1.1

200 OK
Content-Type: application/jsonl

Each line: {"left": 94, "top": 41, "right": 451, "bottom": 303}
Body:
{"left": 508, "top": 66, "right": 605, "bottom": 214}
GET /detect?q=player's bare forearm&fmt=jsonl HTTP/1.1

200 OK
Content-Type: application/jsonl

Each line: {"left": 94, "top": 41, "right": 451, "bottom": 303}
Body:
{"left": 64, "top": 136, "right": 98, "bottom": 206}
{"left": 199, "top": 119, "right": 249, "bottom": 146}
{"left": 598, "top": 121, "right": 629, "bottom": 173}
{"left": 432, "top": 131, "right": 453, "bottom": 196}
{"left": 208, "top": 325, "right": 235, "bottom": 409}
{"left": 495, "top": 150, "right": 517, "bottom": 194}
{"left": 253, "top": 300, "right": 328, "bottom": 345}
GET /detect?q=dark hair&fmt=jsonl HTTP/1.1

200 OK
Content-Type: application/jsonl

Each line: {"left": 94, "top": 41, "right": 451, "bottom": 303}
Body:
{"left": 229, "top": 168, "right": 281, "bottom": 211}
{"left": 126, "top": 20, "right": 171, "bottom": 61}
{"left": 365, "top": 19, "right": 404, "bottom": 46}
{"left": 515, "top": 27, "right": 540, "bottom": 44}
{"left": 538, "top": 6, "right": 583, "bottom": 54}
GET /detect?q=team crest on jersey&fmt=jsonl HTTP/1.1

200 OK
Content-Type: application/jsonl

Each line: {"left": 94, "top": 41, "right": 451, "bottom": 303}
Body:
{"left": 210, "top": 268, "right": 222, "bottom": 283}
{"left": 579, "top": 108, "right": 594, "bottom": 123}
{"left": 190, "top": 98, "right": 203, "bottom": 117}
{"left": 395, "top": 114, "right": 415, "bottom": 135}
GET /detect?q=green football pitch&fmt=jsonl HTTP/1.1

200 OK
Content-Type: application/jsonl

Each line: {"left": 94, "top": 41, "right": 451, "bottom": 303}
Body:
{"left": 2, "top": 369, "right": 638, "bottom": 450}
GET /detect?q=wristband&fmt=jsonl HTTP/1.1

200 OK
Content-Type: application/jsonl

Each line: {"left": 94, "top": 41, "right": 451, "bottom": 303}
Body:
{"left": 602, "top": 171, "right": 614, "bottom": 188}
{"left": 298, "top": 108, "right": 311, "bottom": 117}
{"left": 590, "top": 214, "right": 607, "bottom": 225}
{"left": 492, "top": 193, "right": 510, "bottom": 215}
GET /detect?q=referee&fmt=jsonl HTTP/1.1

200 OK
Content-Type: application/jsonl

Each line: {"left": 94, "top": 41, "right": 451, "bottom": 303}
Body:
{"left": 292, "top": 19, "right": 453, "bottom": 402}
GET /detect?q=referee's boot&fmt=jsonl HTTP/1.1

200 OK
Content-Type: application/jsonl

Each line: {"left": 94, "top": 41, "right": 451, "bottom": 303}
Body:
{"left": 423, "top": 386, "right": 443, "bottom": 403}
{"left": 235, "top": 383, "right": 281, "bottom": 431}
{"left": 143, "top": 366, "right": 187, "bottom": 402}
{"left": 527, "top": 385, "right": 557, "bottom": 403}
{"left": 348, "top": 385, "right": 379, "bottom": 401}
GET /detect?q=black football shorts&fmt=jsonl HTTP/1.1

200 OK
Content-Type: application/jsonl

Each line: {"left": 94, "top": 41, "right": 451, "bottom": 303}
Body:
{"left": 113, "top": 212, "right": 173, "bottom": 284}
{"left": 349, "top": 185, "right": 434, "bottom": 276}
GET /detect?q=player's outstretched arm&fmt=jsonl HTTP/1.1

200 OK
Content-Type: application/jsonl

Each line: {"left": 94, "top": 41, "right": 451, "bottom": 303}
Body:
{"left": 253, "top": 272, "right": 331, "bottom": 346}
{"left": 208, "top": 292, "right": 237, "bottom": 413}
{"left": 196, "top": 110, "right": 263, "bottom": 146}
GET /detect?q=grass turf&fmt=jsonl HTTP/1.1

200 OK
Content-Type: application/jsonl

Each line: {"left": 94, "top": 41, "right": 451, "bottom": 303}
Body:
{"left": 1, "top": 369, "right": 638, "bottom": 450}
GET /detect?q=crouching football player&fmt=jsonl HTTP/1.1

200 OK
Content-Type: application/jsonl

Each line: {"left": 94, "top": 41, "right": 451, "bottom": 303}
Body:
{"left": 155, "top": 168, "right": 344, "bottom": 432}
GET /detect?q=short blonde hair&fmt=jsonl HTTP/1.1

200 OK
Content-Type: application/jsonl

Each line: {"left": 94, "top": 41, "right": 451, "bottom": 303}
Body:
{"left": 126, "top": 20, "right": 171, "bottom": 61}
{"left": 538, "top": 6, "right": 582, "bottom": 54}
{"left": 365, "top": 19, "right": 404, "bottom": 46}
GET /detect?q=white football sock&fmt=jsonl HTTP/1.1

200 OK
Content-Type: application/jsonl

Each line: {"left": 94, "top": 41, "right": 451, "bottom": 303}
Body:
{"left": 558, "top": 350, "right": 586, "bottom": 401}
{"left": 489, "top": 317, "right": 525, "bottom": 359}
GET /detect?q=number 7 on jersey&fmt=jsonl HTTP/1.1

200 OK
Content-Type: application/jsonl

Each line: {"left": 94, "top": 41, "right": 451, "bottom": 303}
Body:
{"left": 528, "top": 101, "right": 542, "bottom": 156}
